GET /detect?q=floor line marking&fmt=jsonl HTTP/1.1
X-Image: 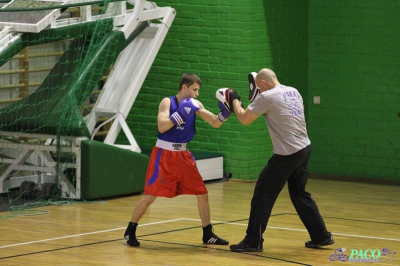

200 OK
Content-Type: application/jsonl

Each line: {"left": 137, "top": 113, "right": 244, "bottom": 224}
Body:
{"left": 220, "top": 220, "right": 400, "bottom": 242}
{"left": 2, "top": 217, "right": 399, "bottom": 250}
{"left": 0, "top": 218, "right": 185, "bottom": 249}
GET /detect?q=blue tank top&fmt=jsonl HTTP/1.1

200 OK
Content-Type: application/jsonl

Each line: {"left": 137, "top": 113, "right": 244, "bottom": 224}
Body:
{"left": 158, "top": 96, "right": 196, "bottom": 143}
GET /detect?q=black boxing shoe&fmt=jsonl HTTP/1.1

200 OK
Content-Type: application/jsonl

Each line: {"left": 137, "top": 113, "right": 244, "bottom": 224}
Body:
{"left": 202, "top": 224, "right": 229, "bottom": 245}
{"left": 230, "top": 240, "right": 263, "bottom": 252}
{"left": 124, "top": 222, "right": 140, "bottom": 247}
{"left": 305, "top": 235, "right": 334, "bottom": 248}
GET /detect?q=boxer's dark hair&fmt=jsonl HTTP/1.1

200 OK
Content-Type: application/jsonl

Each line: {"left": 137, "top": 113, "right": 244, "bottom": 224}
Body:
{"left": 178, "top": 73, "right": 202, "bottom": 91}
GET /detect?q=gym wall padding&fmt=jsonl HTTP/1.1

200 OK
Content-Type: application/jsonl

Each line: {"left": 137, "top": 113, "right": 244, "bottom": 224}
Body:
{"left": 80, "top": 140, "right": 149, "bottom": 200}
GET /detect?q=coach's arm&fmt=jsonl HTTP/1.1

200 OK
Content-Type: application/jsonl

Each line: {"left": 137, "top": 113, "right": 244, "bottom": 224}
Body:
{"left": 232, "top": 99, "right": 259, "bottom": 125}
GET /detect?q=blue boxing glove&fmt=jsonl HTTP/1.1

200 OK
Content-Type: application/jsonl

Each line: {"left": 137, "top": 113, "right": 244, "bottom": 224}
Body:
{"left": 170, "top": 98, "right": 200, "bottom": 126}
{"left": 217, "top": 101, "right": 231, "bottom": 122}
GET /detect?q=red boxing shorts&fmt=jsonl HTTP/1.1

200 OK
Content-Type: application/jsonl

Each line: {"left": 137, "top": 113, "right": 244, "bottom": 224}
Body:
{"left": 144, "top": 147, "right": 208, "bottom": 198}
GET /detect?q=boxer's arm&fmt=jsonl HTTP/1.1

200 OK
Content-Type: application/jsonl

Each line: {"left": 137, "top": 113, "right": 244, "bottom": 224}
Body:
{"left": 196, "top": 100, "right": 224, "bottom": 128}
{"left": 158, "top": 98, "right": 175, "bottom": 133}
{"left": 233, "top": 99, "right": 258, "bottom": 125}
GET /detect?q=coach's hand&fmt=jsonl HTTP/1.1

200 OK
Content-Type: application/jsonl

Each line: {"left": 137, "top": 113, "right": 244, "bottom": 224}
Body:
{"left": 170, "top": 98, "right": 199, "bottom": 126}
{"left": 216, "top": 88, "right": 242, "bottom": 112}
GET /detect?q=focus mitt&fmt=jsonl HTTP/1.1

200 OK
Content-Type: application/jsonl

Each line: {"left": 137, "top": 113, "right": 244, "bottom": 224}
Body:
{"left": 216, "top": 88, "right": 241, "bottom": 112}
{"left": 248, "top": 72, "right": 260, "bottom": 102}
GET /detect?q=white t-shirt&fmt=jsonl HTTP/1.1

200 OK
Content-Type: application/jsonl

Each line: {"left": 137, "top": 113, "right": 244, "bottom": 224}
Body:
{"left": 248, "top": 84, "right": 311, "bottom": 155}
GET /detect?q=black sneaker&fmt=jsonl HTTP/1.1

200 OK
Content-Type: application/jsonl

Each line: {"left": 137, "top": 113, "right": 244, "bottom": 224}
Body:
{"left": 305, "top": 235, "right": 334, "bottom": 248}
{"left": 124, "top": 222, "right": 140, "bottom": 247}
{"left": 203, "top": 232, "right": 229, "bottom": 245}
{"left": 230, "top": 241, "right": 263, "bottom": 253}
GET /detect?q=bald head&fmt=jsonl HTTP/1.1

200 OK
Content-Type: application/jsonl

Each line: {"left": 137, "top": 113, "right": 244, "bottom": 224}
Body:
{"left": 255, "top": 68, "right": 280, "bottom": 91}
{"left": 257, "top": 68, "right": 277, "bottom": 82}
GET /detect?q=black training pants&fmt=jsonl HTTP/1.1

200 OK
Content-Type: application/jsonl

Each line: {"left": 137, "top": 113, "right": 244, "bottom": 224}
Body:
{"left": 244, "top": 145, "right": 331, "bottom": 247}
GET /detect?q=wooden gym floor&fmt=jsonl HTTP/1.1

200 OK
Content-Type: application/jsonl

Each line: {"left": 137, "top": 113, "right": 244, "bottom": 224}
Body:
{"left": 0, "top": 178, "right": 399, "bottom": 265}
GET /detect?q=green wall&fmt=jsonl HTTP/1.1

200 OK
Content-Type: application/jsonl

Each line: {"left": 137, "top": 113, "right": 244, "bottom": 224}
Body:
{"left": 123, "top": 0, "right": 399, "bottom": 182}
{"left": 307, "top": 1, "right": 400, "bottom": 181}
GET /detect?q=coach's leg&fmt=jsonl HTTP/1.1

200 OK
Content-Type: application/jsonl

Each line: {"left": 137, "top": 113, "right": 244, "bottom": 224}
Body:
{"left": 245, "top": 159, "right": 287, "bottom": 246}
{"left": 124, "top": 195, "right": 157, "bottom": 246}
{"left": 287, "top": 147, "right": 333, "bottom": 247}
{"left": 231, "top": 155, "right": 290, "bottom": 252}
{"left": 197, "top": 194, "right": 229, "bottom": 245}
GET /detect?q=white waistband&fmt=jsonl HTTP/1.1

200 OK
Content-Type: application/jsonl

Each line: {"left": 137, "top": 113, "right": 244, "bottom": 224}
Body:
{"left": 156, "top": 139, "right": 187, "bottom": 151}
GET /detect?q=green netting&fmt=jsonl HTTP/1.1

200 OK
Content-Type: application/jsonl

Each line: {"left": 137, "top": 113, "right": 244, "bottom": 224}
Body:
{"left": 0, "top": 20, "right": 126, "bottom": 136}
{"left": 0, "top": 0, "right": 140, "bottom": 214}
